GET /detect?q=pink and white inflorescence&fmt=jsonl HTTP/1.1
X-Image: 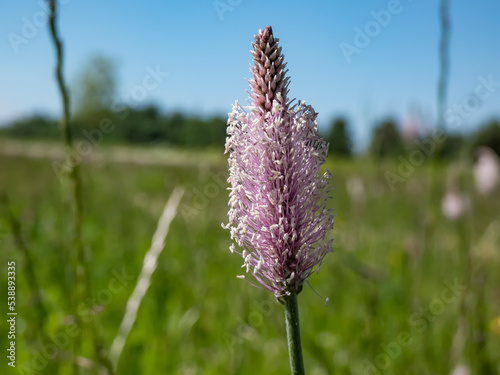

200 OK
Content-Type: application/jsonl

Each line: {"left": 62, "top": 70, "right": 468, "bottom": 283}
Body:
{"left": 223, "top": 26, "right": 334, "bottom": 300}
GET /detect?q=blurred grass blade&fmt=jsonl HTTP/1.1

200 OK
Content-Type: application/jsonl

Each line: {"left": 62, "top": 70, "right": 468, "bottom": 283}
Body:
{"left": 110, "top": 186, "right": 185, "bottom": 370}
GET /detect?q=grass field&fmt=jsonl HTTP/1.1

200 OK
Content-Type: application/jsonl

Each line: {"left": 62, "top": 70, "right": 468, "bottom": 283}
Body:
{"left": 1, "top": 140, "right": 499, "bottom": 375}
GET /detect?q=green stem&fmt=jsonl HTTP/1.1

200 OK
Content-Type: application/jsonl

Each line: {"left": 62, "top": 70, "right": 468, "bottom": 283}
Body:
{"left": 284, "top": 293, "right": 305, "bottom": 375}
{"left": 47, "top": 3, "right": 115, "bottom": 375}
{"left": 47, "top": 3, "right": 82, "bottom": 374}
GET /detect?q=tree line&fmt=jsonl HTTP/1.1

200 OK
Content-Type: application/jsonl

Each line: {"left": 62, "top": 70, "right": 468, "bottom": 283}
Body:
{"left": 324, "top": 116, "right": 500, "bottom": 159}
{"left": 2, "top": 110, "right": 499, "bottom": 159}
{"left": 0, "top": 107, "right": 227, "bottom": 150}
{"left": 1, "top": 55, "right": 499, "bottom": 158}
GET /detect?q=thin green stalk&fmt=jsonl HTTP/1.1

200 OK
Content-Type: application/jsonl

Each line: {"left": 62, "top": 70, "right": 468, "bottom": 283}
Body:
{"left": 421, "top": 7, "right": 451, "bottom": 364}
{"left": 47, "top": 3, "right": 84, "bottom": 374}
{"left": 437, "top": 0, "right": 450, "bottom": 132}
{"left": 47, "top": 3, "right": 115, "bottom": 374}
{"left": 284, "top": 293, "right": 305, "bottom": 375}
{"left": 47, "top": 1, "right": 85, "bottom": 275}
{"left": 426, "top": 0, "right": 451, "bottom": 265}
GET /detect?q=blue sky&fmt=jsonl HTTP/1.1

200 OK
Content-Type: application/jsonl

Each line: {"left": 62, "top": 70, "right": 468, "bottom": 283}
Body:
{"left": 1, "top": 0, "right": 500, "bottom": 149}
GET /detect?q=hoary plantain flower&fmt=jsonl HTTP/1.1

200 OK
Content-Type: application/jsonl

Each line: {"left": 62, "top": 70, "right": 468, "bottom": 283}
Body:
{"left": 223, "top": 25, "right": 334, "bottom": 299}
{"left": 223, "top": 25, "right": 334, "bottom": 375}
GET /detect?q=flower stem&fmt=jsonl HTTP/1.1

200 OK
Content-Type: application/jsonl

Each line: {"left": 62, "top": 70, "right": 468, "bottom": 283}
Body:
{"left": 284, "top": 293, "right": 305, "bottom": 375}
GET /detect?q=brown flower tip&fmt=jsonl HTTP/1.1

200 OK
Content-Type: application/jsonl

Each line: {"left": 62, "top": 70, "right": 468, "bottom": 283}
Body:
{"left": 250, "top": 25, "right": 289, "bottom": 113}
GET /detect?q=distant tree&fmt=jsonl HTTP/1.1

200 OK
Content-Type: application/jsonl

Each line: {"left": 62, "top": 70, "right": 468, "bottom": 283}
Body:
{"left": 471, "top": 119, "right": 500, "bottom": 157}
{"left": 180, "top": 116, "right": 227, "bottom": 148}
{"left": 205, "top": 116, "right": 227, "bottom": 148}
{"left": 0, "top": 104, "right": 231, "bottom": 149}
{"left": 370, "top": 119, "right": 404, "bottom": 158}
{"left": 165, "top": 112, "right": 186, "bottom": 146}
{"left": 434, "top": 133, "right": 465, "bottom": 159}
{"left": 325, "top": 117, "right": 352, "bottom": 157}
{"left": 0, "top": 115, "right": 58, "bottom": 139}
{"left": 120, "top": 105, "right": 162, "bottom": 143}
{"left": 72, "top": 55, "right": 117, "bottom": 120}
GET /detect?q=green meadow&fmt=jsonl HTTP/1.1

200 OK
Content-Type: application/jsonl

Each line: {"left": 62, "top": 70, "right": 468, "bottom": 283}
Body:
{"left": 1, "top": 140, "right": 499, "bottom": 375}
